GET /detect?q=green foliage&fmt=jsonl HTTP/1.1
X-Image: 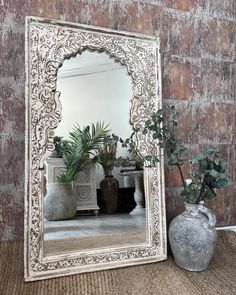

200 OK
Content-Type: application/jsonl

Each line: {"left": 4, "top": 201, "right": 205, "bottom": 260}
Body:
{"left": 143, "top": 106, "right": 187, "bottom": 167}
{"left": 180, "top": 182, "right": 199, "bottom": 204}
{"left": 95, "top": 133, "right": 119, "bottom": 175}
{"left": 185, "top": 148, "right": 228, "bottom": 203}
{"left": 115, "top": 156, "right": 136, "bottom": 168}
{"left": 57, "top": 122, "right": 110, "bottom": 183}
{"left": 120, "top": 132, "right": 144, "bottom": 170}
{"left": 57, "top": 165, "right": 79, "bottom": 183}
{"left": 120, "top": 132, "right": 136, "bottom": 153}
{"left": 53, "top": 136, "right": 68, "bottom": 158}
{"left": 143, "top": 106, "right": 228, "bottom": 204}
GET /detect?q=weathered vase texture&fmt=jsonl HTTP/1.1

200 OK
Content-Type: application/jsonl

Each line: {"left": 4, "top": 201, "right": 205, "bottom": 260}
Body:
{"left": 100, "top": 176, "right": 119, "bottom": 214}
{"left": 168, "top": 203, "right": 217, "bottom": 271}
{"left": 44, "top": 183, "right": 76, "bottom": 221}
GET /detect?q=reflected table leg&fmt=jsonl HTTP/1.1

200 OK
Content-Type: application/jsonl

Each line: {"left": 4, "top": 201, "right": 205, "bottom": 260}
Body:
{"left": 94, "top": 209, "right": 99, "bottom": 216}
{"left": 130, "top": 174, "right": 145, "bottom": 215}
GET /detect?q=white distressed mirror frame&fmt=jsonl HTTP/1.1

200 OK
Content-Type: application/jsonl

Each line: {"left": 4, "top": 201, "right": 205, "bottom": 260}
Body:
{"left": 24, "top": 16, "right": 166, "bottom": 281}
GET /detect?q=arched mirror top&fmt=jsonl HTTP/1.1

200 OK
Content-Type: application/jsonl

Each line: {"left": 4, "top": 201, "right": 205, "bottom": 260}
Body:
{"left": 56, "top": 50, "right": 133, "bottom": 141}
{"left": 27, "top": 17, "right": 160, "bottom": 168}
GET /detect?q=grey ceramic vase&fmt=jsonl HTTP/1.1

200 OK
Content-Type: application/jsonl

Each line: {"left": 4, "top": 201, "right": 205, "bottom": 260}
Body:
{"left": 44, "top": 183, "right": 76, "bottom": 221}
{"left": 168, "top": 203, "right": 217, "bottom": 271}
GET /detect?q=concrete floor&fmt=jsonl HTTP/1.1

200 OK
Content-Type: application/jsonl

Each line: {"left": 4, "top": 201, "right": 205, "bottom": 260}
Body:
{"left": 43, "top": 213, "right": 147, "bottom": 255}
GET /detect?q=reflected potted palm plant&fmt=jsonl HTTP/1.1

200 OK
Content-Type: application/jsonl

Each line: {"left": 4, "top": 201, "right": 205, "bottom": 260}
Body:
{"left": 44, "top": 122, "right": 109, "bottom": 221}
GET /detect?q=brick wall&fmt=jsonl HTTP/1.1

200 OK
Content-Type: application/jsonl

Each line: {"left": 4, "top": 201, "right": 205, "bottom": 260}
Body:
{"left": 0, "top": 0, "right": 235, "bottom": 240}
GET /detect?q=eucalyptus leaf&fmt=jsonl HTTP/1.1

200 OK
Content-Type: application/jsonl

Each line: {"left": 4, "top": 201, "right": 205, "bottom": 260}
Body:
{"left": 209, "top": 170, "right": 219, "bottom": 178}
{"left": 205, "top": 147, "right": 217, "bottom": 155}
{"left": 219, "top": 172, "right": 227, "bottom": 180}
{"left": 209, "top": 161, "right": 215, "bottom": 170}
{"left": 192, "top": 153, "right": 205, "bottom": 163}
{"left": 213, "top": 179, "right": 228, "bottom": 188}
{"left": 198, "top": 159, "right": 208, "bottom": 173}
{"left": 219, "top": 159, "right": 227, "bottom": 173}
{"left": 153, "top": 133, "right": 159, "bottom": 139}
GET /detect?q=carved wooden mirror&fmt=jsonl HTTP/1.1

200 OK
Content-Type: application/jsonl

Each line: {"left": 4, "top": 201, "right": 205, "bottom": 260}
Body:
{"left": 24, "top": 16, "right": 166, "bottom": 281}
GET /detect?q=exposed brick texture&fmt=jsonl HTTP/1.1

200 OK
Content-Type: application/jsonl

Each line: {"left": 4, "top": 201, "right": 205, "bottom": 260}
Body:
{"left": 0, "top": 0, "right": 235, "bottom": 240}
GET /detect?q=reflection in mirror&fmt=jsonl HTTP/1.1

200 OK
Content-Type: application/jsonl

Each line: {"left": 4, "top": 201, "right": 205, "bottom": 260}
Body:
{"left": 43, "top": 51, "right": 147, "bottom": 255}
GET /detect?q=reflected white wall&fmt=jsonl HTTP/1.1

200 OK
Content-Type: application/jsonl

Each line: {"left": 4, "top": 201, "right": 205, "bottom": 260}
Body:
{"left": 56, "top": 52, "right": 134, "bottom": 188}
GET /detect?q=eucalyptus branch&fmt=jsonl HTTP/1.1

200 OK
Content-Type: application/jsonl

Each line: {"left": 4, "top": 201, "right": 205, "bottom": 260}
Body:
{"left": 195, "top": 173, "right": 208, "bottom": 204}
{"left": 177, "top": 164, "right": 186, "bottom": 189}
{"left": 142, "top": 106, "right": 228, "bottom": 204}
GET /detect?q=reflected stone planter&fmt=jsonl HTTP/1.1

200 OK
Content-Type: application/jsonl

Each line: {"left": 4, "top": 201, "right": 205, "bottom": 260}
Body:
{"left": 44, "top": 183, "right": 76, "bottom": 221}
{"left": 168, "top": 203, "right": 217, "bottom": 271}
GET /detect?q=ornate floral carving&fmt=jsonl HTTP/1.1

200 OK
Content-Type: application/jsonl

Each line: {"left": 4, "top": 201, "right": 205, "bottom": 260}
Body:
{"left": 25, "top": 16, "right": 166, "bottom": 281}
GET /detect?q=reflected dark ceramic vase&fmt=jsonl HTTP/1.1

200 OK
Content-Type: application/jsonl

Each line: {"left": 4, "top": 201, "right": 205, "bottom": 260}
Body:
{"left": 100, "top": 175, "right": 119, "bottom": 214}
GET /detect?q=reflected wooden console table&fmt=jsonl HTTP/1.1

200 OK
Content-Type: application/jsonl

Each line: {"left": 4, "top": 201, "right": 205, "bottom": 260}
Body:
{"left": 120, "top": 170, "right": 145, "bottom": 215}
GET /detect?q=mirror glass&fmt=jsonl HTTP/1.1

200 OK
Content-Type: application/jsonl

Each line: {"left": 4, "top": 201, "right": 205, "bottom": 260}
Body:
{"left": 43, "top": 51, "right": 147, "bottom": 255}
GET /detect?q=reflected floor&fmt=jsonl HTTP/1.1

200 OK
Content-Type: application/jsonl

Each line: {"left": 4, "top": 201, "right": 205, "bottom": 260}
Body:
{"left": 44, "top": 213, "right": 147, "bottom": 256}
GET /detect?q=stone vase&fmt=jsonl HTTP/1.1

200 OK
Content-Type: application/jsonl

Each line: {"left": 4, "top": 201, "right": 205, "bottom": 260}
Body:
{"left": 168, "top": 203, "right": 217, "bottom": 271}
{"left": 44, "top": 183, "right": 76, "bottom": 221}
{"left": 100, "top": 175, "right": 119, "bottom": 214}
